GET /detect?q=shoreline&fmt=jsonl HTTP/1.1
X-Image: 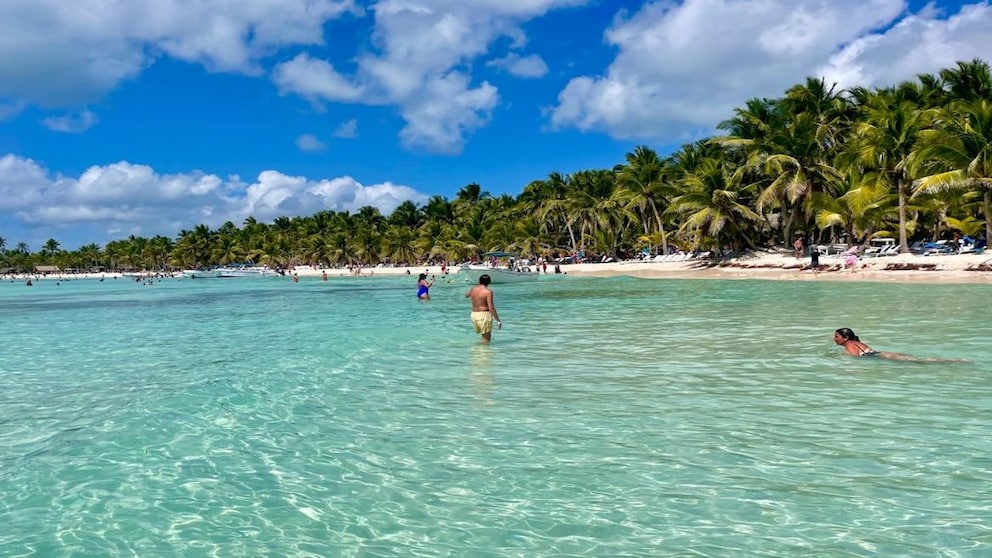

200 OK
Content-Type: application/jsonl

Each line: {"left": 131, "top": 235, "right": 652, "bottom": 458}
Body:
{"left": 6, "top": 251, "right": 992, "bottom": 285}
{"left": 564, "top": 251, "right": 992, "bottom": 285}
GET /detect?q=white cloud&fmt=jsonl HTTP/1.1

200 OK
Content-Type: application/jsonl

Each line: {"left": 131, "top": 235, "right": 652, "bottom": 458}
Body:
{"left": 41, "top": 109, "right": 99, "bottom": 133}
{"left": 272, "top": 54, "right": 368, "bottom": 104}
{"left": 296, "top": 133, "right": 328, "bottom": 152}
{"left": 819, "top": 2, "right": 992, "bottom": 89}
{"left": 487, "top": 53, "right": 549, "bottom": 78}
{"left": 0, "top": 154, "right": 48, "bottom": 209}
{"left": 334, "top": 119, "right": 359, "bottom": 139}
{"left": 0, "top": 0, "right": 357, "bottom": 107}
{"left": 273, "top": 0, "right": 585, "bottom": 153}
{"left": 398, "top": 73, "right": 498, "bottom": 154}
{"left": 0, "top": 100, "right": 26, "bottom": 121}
{"left": 0, "top": 154, "right": 429, "bottom": 245}
{"left": 550, "top": 0, "right": 992, "bottom": 143}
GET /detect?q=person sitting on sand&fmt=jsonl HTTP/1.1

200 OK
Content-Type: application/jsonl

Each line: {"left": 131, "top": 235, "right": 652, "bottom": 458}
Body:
{"left": 833, "top": 328, "right": 967, "bottom": 362}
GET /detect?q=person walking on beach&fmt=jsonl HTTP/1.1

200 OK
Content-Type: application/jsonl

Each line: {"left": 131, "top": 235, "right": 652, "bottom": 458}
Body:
{"left": 417, "top": 273, "right": 433, "bottom": 300}
{"left": 844, "top": 249, "right": 859, "bottom": 272}
{"left": 466, "top": 274, "right": 501, "bottom": 344}
{"left": 793, "top": 235, "right": 804, "bottom": 259}
{"left": 833, "top": 328, "right": 967, "bottom": 362}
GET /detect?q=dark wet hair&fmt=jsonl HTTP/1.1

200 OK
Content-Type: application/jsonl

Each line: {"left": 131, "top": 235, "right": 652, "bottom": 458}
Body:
{"left": 419, "top": 273, "right": 428, "bottom": 280}
{"left": 479, "top": 274, "right": 491, "bottom": 286}
{"left": 835, "top": 328, "right": 859, "bottom": 341}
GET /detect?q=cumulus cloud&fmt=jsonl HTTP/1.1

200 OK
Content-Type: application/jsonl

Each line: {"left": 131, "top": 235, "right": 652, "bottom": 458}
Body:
{"left": 487, "top": 53, "right": 549, "bottom": 78}
{"left": 296, "top": 133, "right": 328, "bottom": 152}
{"left": 0, "top": 0, "right": 357, "bottom": 107}
{"left": 0, "top": 100, "right": 26, "bottom": 121}
{"left": 549, "top": 0, "right": 992, "bottom": 143}
{"left": 272, "top": 54, "right": 368, "bottom": 104}
{"left": 41, "top": 109, "right": 99, "bottom": 133}
{"left": 334, "top": 118, "right": 359, "bottom": 139}
{"left": 0, "top": 154, "right": 429, "bottom": 246}
{"left": 273, "top": 0, "right": 585, "bottom": 153}
{"left": 819, "top": 2, "right": 992, "bottom": 89}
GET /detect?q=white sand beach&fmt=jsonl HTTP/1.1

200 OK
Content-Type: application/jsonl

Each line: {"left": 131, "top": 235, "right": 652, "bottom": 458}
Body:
{"left": 561, "top": 251, "right": 992, "bottom": 284}
{"left": 303, "top": 251, "right": 992, "bottom": 284}
{"left": 10, "top": 251, "right": 992, "bottom": 284}
{"left": 283, "top": 250, "right": 992, "bottom": 285}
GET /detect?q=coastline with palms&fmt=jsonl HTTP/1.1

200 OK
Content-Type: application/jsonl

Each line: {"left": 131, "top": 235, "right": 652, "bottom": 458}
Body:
{"left": 3, "top": 60, "right": 991, "bottom": 286}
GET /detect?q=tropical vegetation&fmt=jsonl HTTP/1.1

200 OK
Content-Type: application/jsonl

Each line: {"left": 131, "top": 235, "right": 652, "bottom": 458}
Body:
{"left": 2, "top": 60, "right": 991, "bottom": 272}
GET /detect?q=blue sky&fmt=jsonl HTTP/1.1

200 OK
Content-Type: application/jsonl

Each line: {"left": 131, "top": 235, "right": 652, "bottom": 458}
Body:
{"left": 0, "top": 0, "right": 986, "bottom": 249}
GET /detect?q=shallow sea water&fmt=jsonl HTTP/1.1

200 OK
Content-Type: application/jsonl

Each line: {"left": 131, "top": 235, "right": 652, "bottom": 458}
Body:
{"left": 1, "top": 273, "right": 990, "bottom": 556}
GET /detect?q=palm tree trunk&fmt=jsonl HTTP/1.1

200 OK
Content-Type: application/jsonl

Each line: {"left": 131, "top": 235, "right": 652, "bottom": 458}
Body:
{"left": 985, "top": 190, "right": 992, "bottom": 243}
{"left": 898, "top": 177, "right": 910, "bottom": 253}
{"left": 650, "top": 202, "right": 669, "bottom": 254}
{"left": 565, "top": 218, "right": 577, "bottom": 253}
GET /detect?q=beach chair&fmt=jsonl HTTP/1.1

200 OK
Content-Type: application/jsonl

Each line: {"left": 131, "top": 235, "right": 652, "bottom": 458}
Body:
{"left": 879, "top": 244, "right": 899, "bottom": 256}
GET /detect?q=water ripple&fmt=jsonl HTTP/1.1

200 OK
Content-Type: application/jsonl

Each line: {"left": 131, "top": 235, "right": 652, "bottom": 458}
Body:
{"left": 1, "top": 277, "right": 990, "bottom": 555}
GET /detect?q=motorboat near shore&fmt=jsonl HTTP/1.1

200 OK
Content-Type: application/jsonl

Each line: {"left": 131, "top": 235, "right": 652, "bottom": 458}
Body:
{"left": 181, "top": 269, "right": 221, "bottom": 278}
{"left": 460, "top": 252, "right": 540, "bottom": 284}
{"left": 181, "top": 265, "right": 283, "bottom": 278}
{"left": 215, "top": 264, "right": 283, "bottom": 278}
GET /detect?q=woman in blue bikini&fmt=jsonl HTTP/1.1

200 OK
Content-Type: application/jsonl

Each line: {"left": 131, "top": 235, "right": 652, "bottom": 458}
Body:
{"left": 417, "top": 273, "right": 433, "bottom": 300}
{"left": 833, "top": 328, "right": 967, "bottom": 362}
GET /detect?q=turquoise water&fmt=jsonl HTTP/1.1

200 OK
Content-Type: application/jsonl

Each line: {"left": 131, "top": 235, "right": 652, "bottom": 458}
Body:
{"left": 2, "top": 274, "right": 990, "bottom": 556}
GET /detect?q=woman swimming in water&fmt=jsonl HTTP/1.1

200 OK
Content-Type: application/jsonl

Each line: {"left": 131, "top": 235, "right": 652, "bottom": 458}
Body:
{"left": 417, "top": 273, "right": 433, "bottom": 300}
{"left": 833, "top": 328, "right": 967, "bottom": 362}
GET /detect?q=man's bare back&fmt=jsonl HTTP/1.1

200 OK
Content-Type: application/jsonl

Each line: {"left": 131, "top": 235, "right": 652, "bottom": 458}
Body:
{"left": 465, "top": 275, "right": 500, "bottom": 342}
{"left": 466, "top": 285, "right": 496, "bottom": 313}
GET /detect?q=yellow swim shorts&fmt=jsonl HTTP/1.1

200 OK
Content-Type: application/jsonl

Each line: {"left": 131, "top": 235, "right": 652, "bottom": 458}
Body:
{"left": 471, "top": 311, "right": 493, "bottom": 334}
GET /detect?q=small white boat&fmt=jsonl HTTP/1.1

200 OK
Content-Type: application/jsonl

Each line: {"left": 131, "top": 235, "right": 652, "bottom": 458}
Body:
{"left": 460, "top": 264, "right": 540, "bottom": 284}
{"left": 215, "top": 264, "right": 283, "bottom": 278}
{"left": 182, "top": 269, "right": 220, "bottom": 279}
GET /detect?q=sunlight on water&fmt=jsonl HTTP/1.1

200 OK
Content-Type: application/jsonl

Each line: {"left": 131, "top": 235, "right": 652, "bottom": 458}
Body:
{"left": 1, "top": 274, "right": 991, "bottom": 555}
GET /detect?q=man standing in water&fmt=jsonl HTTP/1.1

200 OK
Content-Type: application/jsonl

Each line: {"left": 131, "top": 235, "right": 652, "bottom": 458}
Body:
{"left": 465, "top": 274, "right": 502, "bottom": 344}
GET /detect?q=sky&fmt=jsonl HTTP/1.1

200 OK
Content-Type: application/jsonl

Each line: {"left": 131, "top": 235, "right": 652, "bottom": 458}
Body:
{"left": 0, "top": 0, "right": 989, "bottom": 250}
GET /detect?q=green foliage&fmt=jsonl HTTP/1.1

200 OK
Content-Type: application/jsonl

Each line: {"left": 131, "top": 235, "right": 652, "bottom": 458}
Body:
{"left": 8, "top": 60, "right": 992, "bottom": 268}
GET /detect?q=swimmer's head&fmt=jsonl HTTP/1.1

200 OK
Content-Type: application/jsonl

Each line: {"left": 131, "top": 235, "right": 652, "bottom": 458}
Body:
{"left": 834, "top": 328, "right": 859, "bottom": 342}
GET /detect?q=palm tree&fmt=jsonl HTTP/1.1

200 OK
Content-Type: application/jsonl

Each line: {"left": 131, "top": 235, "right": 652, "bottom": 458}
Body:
{"left": 668, "top": 156, "right": 762, "bottom": 251}
{"left": 809, "top": 168, "right": 892, "bottom": 245}
{"left": 615, "top": 145, "right": 673, "bottom": 254}
{"left": 535, "top": 172, "right": 579, "bottom": 253}
{"left": 381, "top": 225, "right": 420, "bottom": 264}
{"left": 388, "top": 200, "right": 423, "bottom": 229}
{"left": 847, "top": 90, "right": 935, "bottom": 252}
{"left": 940, "top": 59, "right": 992, "bottom": 102}
{"left": 41, "top": 238, "right": 61, "bottom": 258}
{"left": 453, "top": 182, "right": 489, "bottom": 214}
{"left": 914, "top": 99, "right": 992, "bottom": 242}
{"left": 423, "top": 195, "right": 454, "bottom": 224}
